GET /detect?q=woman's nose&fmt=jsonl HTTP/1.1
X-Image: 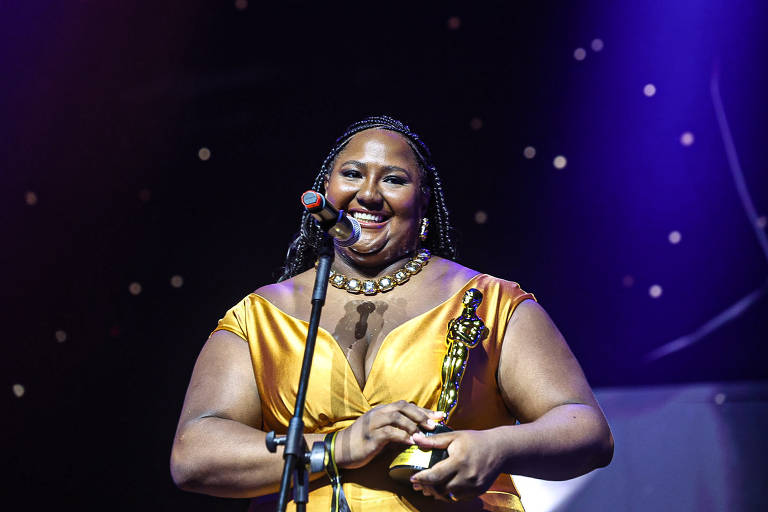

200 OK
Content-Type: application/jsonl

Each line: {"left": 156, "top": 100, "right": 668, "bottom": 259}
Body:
{"left": 356, "top": 177, "right": 383, "bottom": 208}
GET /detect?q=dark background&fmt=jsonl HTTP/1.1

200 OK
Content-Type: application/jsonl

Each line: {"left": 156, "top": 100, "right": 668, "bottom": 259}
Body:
{"left": 2, "top": 1, "right": 766, "bottom": 509}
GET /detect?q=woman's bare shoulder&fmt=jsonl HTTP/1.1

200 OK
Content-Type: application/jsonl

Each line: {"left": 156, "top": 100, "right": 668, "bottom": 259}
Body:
{"left": 429, "top": 257, "right": 482, "bottom": 288}
{"left": 252, "top": 269, "right": 314, "bottom": 314}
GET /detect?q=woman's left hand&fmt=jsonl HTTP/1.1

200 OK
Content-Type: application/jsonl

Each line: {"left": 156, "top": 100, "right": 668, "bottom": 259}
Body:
{"left": 409, "top": 429, "right": 502, "bottom": 502}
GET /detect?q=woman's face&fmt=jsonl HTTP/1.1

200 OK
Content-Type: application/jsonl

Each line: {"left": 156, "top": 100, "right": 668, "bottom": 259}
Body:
{"left": 325, "top": 129, "right": 428, "bottom": 269}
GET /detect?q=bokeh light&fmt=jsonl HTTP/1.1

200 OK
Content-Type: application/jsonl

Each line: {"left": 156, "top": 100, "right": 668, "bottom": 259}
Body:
{"left": 553, "top": 155, "right": 567, "bottom": 169}
{"left": 573, "top": 48, "right": 586, "bottom": 61}
{"left": 474, "top": 210, "right": 488, "bottom": 224}
{"left": 591, "top": 38, "right": 604, "bottom": 52}
{"left": 13, "top": 384, "right": 25, "bottom": 398}
{"left": 138, "top": 188, "right": 151, "bottom": 202}
{"left": 756, "top": 216, "right": 766, "bottom": 229}
{"left": 523, "top": 146, "right": 536, "bottom": 159}
{"left": 680, "top": 131, "right": 695, "bottom": 146}
{"left": 55, "top": 330, "right": 67, "bottom": 343}
{"left": 25, "top": 191, "right": 38, "bottom": 206}
{"left": 469, "top": 117, "right": 483, "bottom": 131}
{"left": 714, "top": 393, "right": 726, "bottom": 405}
{"left": 129, "top": 282, "right": 143, "bottom": 295}
{"left": 622, "top": 275, "right": 635, "bottom": 288}
{"left": 234, "top": 0, "right": 248, "bottom": 10}
{"left": 668, "top": 230, "right": 682, "bottom": 244}
{"left": 446, "top": 16, "right": 461, "bottom": 30}
{"left": 643, "top": 83, "right": 656, "bottom": 97}
{"left": 198, "top": 147, "right": 211, "bottom": 161}
{"left": 649, "top": 284, "right": 663, "bottom": 298}
{"left": 170, "top": 275, "right": 184, "bottom": 288}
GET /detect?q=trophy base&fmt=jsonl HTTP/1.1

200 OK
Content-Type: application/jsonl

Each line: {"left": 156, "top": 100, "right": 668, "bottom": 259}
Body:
{"left": 388, "top": 425, "right": 452, "bottom": 483}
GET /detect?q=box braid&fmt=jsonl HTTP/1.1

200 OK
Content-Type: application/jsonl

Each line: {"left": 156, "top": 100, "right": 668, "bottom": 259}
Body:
{"left": 278, "top": 115, "right": 457, "bottom": 282}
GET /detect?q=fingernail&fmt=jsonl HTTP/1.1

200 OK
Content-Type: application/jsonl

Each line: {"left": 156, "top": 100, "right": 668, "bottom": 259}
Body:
{"left": 408, "top": 434, "right": 415, "bottom": 444}
{"left": 426, "top": 419, "right": 436, "bottom": 428}
{"left": 412, "top": 432, "right": 425, "bottom": 440}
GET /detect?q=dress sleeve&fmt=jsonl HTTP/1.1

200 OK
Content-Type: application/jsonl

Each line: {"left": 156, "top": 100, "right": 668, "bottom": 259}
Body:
{"left": 210, "top": 297, "right": 249, "bottom": 341}
{"left": 509, "top": 282, "right": 536, "bottom": 313}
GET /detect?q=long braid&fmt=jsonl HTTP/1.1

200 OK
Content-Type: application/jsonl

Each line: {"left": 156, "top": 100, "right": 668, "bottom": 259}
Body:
{"left": 278, "top": 115, "right": 457, "bottom": 282}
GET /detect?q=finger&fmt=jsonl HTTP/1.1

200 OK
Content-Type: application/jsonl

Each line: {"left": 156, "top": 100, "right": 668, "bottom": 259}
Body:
{"left": 371, "top": 409, "right": 422, "bottom": 436}
{"left": 422, "top": 483, "right": 451, "bottom": 502}
{"left": 412, "top": 431, "right": 457, "bottom": 449}
{"left": 410, "top": 457, "right": 458, "bottom": 486}
{"left": 377, "top": 425, "right": 415, "bottom": 445}
{"left": 393, "top": 402, "right": 443, "bottom": 430}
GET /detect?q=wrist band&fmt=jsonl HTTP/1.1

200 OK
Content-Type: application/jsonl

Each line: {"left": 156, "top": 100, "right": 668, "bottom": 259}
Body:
{"left": 323, "top": 432, "right": 351, "bottom": 512}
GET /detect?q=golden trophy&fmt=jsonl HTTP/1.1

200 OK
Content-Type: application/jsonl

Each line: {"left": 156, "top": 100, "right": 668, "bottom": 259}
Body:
{"left": 389, "top": 288, "right": 488, "bottom": 482}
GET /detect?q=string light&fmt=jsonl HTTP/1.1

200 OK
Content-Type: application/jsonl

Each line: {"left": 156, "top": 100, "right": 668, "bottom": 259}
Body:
{"left": 55, "top": 330, "right": 67, "bottom": 343}
{"left": 198, "top": 147, "right": 211, "bottom": 161}
{"left": 649, "top": 284, "right": 663, "bottom": 298}
{"left": 13, "top": 384, "right": 25, "bottom": 398}
{"left": 129, "top": 282, "right": 142, "bottom": 295}
{"left": 573, "top": 48, "right": 586, "bottom": 61}
{"left": 668, "top": 230, "right": 681, "bottom": 244}
{"left": 523, "top": 146, "right": 536, "bottom": 159}
{"left": 474, "top": 211, "right": 488, "bottom": 224}
{"left": 553, "top": 155, "right": 567, "bottom": 169}
{"left": 591, "top": 38, "right": 604, "bottom": 52}
{"left": 170, "top": 275, "right": 184, "bottom": 288}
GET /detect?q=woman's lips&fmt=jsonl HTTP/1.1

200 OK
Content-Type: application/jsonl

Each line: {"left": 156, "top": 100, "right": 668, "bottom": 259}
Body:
{"left": 350, "top": 211, "right": 390, "bottom": 228}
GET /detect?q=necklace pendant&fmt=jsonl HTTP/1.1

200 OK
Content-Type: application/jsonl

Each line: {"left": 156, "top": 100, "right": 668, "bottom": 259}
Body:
{"left": 378, "top": 276, "right": 395, "bottom": 292}
{"left": 362, "top": 280, "right": 379, "bottom": 295}
{"left": 330, "top": 274, "right": 348, "bottom": 289}
{"left": 345, "top": 278, "right": 362, "bottom": 294}
{"left": 393, "top": 269, "right": 410, "bottom": 285}
{"left": 404, "top": 260, "right": 423, "bottom": 275}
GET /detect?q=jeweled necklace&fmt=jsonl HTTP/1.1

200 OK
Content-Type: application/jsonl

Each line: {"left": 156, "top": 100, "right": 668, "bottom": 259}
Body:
{"left": 325, "top": 249, "right": 431, "bottom": 295}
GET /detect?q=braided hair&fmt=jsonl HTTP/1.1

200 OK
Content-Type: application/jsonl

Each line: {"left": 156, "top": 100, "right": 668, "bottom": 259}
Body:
{"left": 278, "top": 115, "right": 457, "bottom": 282}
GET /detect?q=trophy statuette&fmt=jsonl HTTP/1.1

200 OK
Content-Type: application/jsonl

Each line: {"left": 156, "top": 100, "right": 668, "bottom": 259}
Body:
{"left": 388, "top": 288, "right": 488, "bottom": 482}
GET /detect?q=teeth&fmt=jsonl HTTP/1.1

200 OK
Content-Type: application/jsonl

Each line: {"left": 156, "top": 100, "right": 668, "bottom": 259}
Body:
{"left": 352, "top": 212, "right": 385, "bottom": 223}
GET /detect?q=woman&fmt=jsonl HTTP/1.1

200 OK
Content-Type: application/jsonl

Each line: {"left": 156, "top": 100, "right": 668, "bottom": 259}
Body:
{"left": 170, "top": 116, "right": 613, "bottom": 511}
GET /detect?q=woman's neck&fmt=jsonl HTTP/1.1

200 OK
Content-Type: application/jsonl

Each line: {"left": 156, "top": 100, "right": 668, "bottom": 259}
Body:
{"left": 331, "top": 249, "right": 417, "bottom": 279}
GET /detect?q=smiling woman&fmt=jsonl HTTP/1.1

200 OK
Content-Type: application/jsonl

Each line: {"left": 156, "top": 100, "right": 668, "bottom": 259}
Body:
{"left": 170, "top": 116, "right": 613, "bottom": 511}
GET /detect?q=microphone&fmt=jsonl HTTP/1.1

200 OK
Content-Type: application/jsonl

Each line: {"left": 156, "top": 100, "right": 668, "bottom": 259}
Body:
{"left": 300, "top": 191, "right": 361, "bottom": 247}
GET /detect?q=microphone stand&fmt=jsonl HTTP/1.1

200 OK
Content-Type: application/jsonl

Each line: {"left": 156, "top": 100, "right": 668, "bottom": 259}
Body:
{"left": 266, "top": 234, "right": 334, "bottom": 512}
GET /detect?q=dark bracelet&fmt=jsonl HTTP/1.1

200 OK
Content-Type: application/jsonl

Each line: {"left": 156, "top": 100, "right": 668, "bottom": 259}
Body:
{"left": 323, "top": 431, "right": 350, "bottom": 512}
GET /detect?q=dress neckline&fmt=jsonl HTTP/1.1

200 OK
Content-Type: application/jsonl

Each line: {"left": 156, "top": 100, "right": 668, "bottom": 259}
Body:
{"left": 250, "top": 273, "right": 484, "bottom": 396}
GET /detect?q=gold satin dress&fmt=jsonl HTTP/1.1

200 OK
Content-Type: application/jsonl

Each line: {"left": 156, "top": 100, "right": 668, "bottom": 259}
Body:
{"left": 213, "top": 274, "right": 535, "bottom": 511}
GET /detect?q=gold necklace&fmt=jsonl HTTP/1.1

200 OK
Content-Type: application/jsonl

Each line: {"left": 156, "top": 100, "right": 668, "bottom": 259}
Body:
{"left": 326, "top": 249, "right": 431, "bottom": 295}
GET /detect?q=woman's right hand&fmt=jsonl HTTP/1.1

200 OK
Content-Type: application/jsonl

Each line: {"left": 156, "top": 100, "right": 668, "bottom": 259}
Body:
{"left": 334, "top": 400, "right": 445, "bottom": 469}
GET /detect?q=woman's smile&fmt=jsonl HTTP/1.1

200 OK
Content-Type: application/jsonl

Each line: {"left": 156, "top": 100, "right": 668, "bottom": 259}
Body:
{"left": 325, "top": 129, "right": 428, "bottom": 269}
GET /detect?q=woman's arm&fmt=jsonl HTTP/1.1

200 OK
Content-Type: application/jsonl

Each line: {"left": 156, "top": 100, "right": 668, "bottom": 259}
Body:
{"left": 170, "top": 330, "right": 326, "bottom": 498}
{"left": 411, "top": 299, "right": 613, "bottom": 499}
{"left": 171, "top": 330, "right": 444, "bottom": 498}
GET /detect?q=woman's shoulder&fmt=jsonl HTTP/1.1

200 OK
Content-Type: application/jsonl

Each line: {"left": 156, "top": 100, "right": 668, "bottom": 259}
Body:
{"left": 250, "top": 268, "right": 314, "bottom": 315}
{"left": 430, "top": 258, "right": 530, "bottom": 293}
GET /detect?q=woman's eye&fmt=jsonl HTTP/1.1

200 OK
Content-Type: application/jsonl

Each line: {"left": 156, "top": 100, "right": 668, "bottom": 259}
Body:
{"left": 341, "top": 169, "right": 361, "bottom": 178}
{"left": 384, "top": 176, "right": 408, "bottom": 185}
